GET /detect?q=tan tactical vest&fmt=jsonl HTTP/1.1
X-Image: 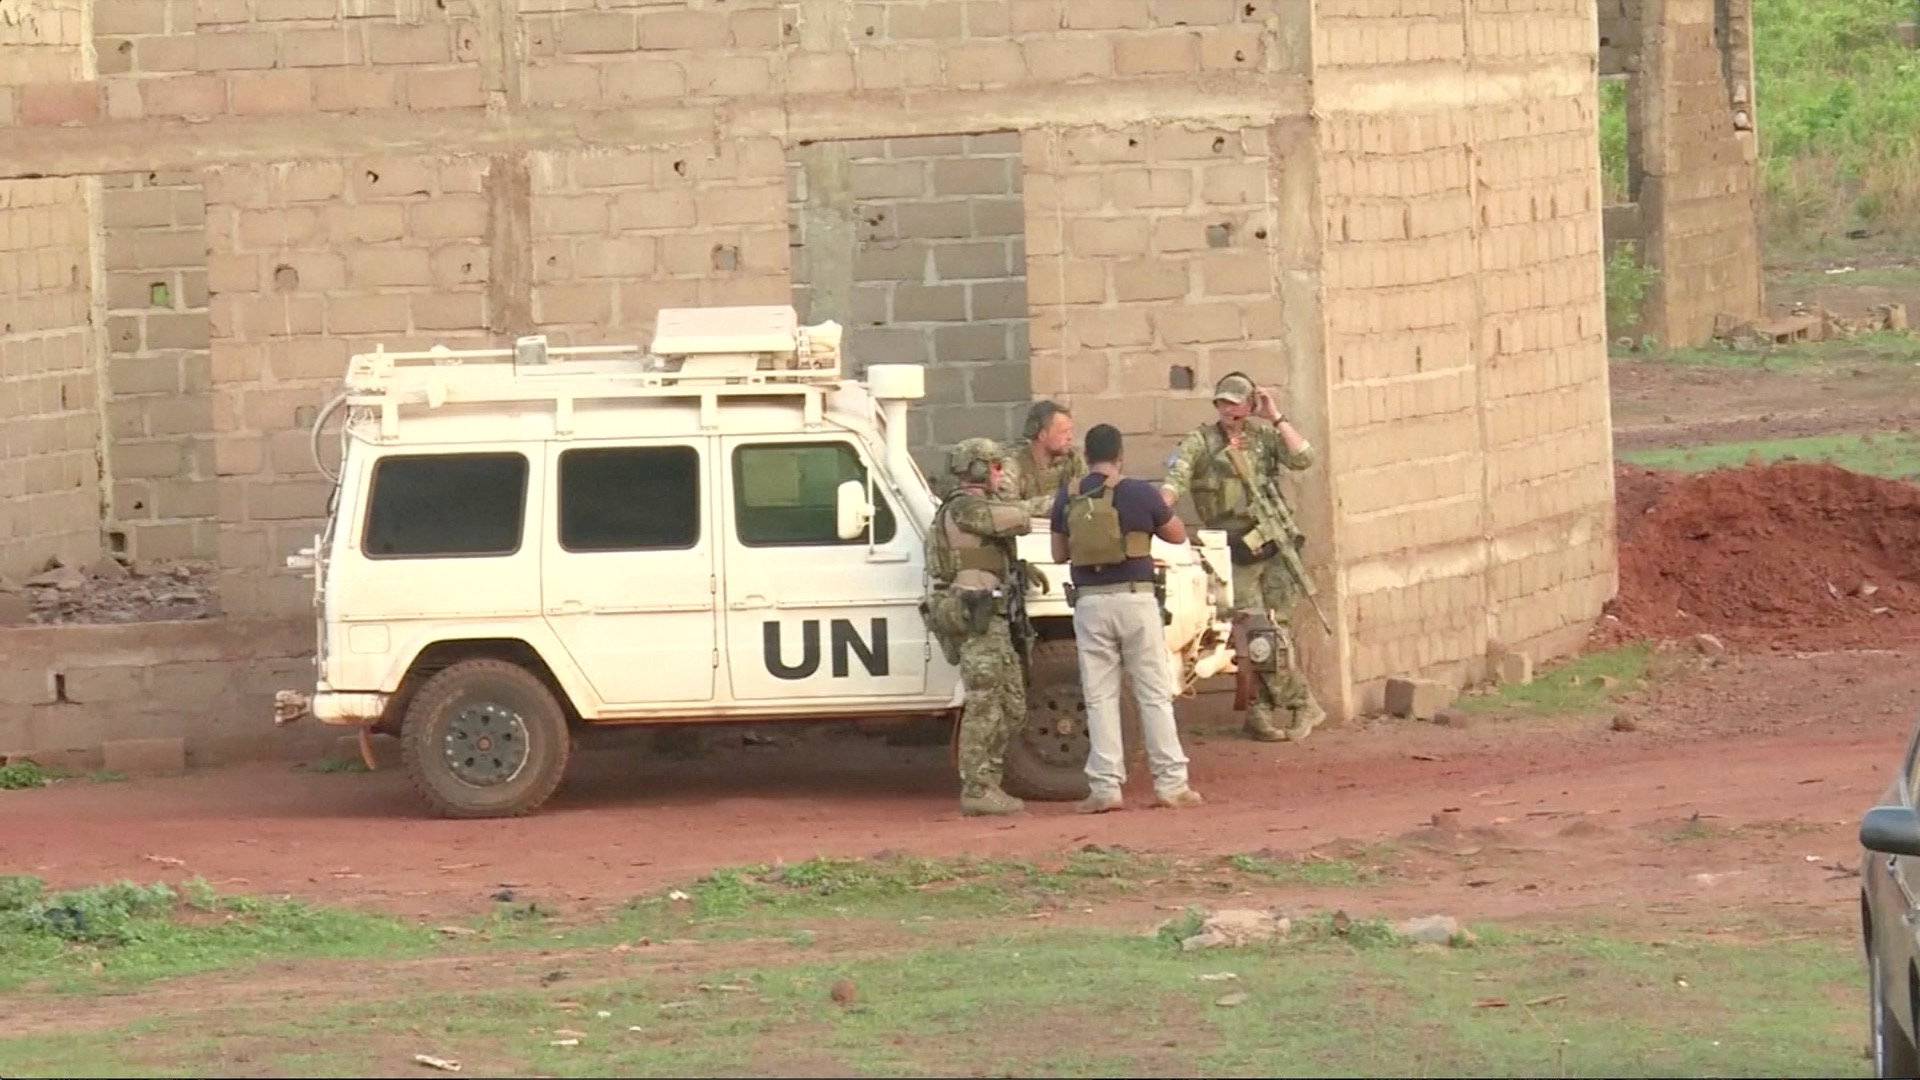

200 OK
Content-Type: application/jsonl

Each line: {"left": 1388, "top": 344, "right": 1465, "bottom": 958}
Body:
{"left": 1064, "top": 475, "right": 1153, "bottom": 568}
{"left": 1187, "top": 426, "right": 1254, "bottom": 529}
{"left": 930, "top": 492, "right": 1019, "bottom": 590}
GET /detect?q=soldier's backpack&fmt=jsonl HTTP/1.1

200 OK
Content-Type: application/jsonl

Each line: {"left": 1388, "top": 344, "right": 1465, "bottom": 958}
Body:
{"left": 1065, "top": 476, "right": 1150, "bottom": 569}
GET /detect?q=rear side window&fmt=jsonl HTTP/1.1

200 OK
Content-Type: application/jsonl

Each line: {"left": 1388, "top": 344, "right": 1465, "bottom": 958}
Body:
{"left": 363, "top": 452, "right": 528, "bottom": 559}
{"left": 733, "top": 441, "right": 898, "bottom": 547}
{"left": 559, "top": 445, "right": 700, "bottom": 551}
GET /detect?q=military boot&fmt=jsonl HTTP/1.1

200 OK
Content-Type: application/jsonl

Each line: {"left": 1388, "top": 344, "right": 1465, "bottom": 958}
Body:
{"left": 1243, "top": 707, "right": 1286, "bottom": 742}
{"left": 960, "top": 785, "right": 1025, "bottom": 816}
{"left": 1284, "top": 697, "right": 1326, "bottom": 742}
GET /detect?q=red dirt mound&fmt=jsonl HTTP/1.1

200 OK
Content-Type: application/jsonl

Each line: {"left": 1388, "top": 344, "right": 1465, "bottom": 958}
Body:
{"left": 1608, "top": 462, "right": 1920, "bottom": 648}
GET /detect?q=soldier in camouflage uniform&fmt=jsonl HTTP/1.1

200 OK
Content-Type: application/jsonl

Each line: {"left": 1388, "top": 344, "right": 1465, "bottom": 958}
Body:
{"left": 997, "top": 400, "right": 1087, "bottom": 516}
{"left": 923, "top": 438, "right": 1033, "bottom": 816}
{"left": 1161, "top": 373, "right": 1325, "bottom": 743}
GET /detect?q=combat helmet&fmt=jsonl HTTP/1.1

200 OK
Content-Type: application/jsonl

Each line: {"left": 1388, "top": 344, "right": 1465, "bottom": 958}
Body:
{"left": 946, "top": 437, "right": 1004, "bottom": 485}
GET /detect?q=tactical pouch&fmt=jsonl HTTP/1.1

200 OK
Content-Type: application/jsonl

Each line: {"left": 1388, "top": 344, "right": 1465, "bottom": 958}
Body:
{"left": 920, "top": 594, "right": 966, "bottom": 665}
{"left": 1226, "top": 528, "right": 1279, "bottom": 566}
{"left": 957, "top": 588, "right": 997, "bottom": 635}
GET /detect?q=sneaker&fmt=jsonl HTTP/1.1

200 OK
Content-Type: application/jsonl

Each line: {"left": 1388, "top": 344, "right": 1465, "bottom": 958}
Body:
{"left": 960, "top": 786, "right": 1025, "bottom": 816}
{"left": 1154, "top": 788, "right": 1205, "bottom": 809}
{"left": 1076, "top": 790, "right": 1124, "bottom": 814}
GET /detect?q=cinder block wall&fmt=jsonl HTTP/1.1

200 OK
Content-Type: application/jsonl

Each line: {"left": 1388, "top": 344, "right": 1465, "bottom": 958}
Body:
{"left": 0, "top": 0, "right": 1630, "bottom": 729}
{"left": 99, "top": 170, "right": 216, "bottom": 562}
{"left": 790, "top": 132, "right": 1032, "bottom": 467}
{"left": 1637, "top": 0, "right": 1763, "bottom": 345}
{"left": 1315, "top": 0, "right": 1617, "bottom": 712}
{"left": 0, "top": 0, "right": 101, "bottom": 582}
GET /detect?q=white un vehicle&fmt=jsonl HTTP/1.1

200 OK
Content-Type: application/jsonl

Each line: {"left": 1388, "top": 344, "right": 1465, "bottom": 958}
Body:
{"left": 274, "top": 305, "right": 1244, "bottom": 818}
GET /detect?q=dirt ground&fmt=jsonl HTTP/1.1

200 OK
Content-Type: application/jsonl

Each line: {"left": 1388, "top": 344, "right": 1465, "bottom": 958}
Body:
{"left": 4, "top": 260, "right": 1919, "bottom": 1074}
{"left": 4, "top": 645, "right": 1910, "bottom": 937}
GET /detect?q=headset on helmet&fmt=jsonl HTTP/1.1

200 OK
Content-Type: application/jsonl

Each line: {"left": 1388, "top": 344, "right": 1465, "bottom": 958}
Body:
{"left": 946, "top": 438, "right": 1003, "bottom": 484}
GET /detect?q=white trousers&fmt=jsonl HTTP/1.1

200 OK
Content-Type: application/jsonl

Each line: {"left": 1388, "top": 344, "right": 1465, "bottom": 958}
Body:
{"left": 1071, "top": 591, "right": 1190, "bottom": 798}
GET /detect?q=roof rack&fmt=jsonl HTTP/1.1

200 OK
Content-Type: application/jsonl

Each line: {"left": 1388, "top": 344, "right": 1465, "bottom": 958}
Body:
{"left": 341, "top": 306, "right": 851, "bottom": 438}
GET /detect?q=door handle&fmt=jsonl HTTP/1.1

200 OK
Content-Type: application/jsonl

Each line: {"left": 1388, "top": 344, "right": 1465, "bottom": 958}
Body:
{"left": 730, "top": 595, "right": 771, "bottom": 610}
{"left": 547, "top": 600, "right": 586, "bottom": 615}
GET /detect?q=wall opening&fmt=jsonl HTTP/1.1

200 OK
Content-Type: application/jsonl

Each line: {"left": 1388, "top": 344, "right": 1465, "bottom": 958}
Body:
{"left": 786, "top": 132, "right": 1031, "bottom": 473}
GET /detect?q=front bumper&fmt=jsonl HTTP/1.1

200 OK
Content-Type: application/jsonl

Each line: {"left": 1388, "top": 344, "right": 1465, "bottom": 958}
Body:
{"left": 272, "top": 689, "right": 390, "bottom": 727}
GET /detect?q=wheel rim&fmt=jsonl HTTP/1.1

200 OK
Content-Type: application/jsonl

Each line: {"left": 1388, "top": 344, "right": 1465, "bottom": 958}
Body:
{"left": 443, "top": 702, "right": 531, "bottom": 786}
{"left": 1025, "top": 681, "right": 1090, "bottom": 769}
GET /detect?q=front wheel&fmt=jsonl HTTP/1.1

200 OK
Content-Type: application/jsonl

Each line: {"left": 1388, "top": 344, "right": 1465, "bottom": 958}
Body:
{"left": 400, "top": 659, "right": 572, "bottom": 819}
{"left": 1002, "top": 639, "right": 1092, "bottom": 801}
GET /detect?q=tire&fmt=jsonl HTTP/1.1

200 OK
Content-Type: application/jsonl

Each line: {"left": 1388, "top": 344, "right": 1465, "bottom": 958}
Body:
{"left": 1873, "top": 943, "right": 1920, "bottom": 1078}
{"left": 1002, "top": 638, "right": 1093, "bottom": 802}
{"left": 399, "top": 658, "right": 572, "bottom": 819}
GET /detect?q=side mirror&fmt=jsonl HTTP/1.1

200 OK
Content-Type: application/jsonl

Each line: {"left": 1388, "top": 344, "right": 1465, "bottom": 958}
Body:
{"left": 1861, "top": 805, "right": 1920, "bottom": 857}
{"left": 835, "top": 479, "right": 872, "bottom": 541}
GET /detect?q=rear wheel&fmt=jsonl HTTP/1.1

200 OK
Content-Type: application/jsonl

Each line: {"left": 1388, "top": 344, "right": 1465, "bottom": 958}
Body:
{"left": 1002, "top": 639, "right": 1092, "bottom": 802}
{"left": 400, "top": 659, "right": 572, "bottom": 819}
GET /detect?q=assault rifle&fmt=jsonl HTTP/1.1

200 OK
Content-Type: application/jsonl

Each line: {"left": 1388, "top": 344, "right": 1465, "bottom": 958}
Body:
{"left": 1222, "top": 443, "right": 1335, "bottom": 635}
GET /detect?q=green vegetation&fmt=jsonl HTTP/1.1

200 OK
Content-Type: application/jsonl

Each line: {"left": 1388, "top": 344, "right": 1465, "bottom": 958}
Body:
{"left": 0, "top": 762, "right": 59, "bottom": 790}
{"left": 1755, "top": 0, "right": 1920, "bottom": 243}
{"left": 0, "top": 876, "right": 434, "bottom": 993}
{"left": 1459, "top": 644, "right": 1652, "bottom": 716}
{"left": 1605, "top": 241, "right": 1659, "bottom": 338}
{"left": 1621, "top": 431, "right": 1920, "bottom": 481}
{"left": 1600, "top": 77, "right": 1631, "bottom": 205}
{"left": 1629, "top": 330, "right": 1920, "bottom": 369}
{"left": 0, "top": 914, "right": 1865, "bottom": 1077}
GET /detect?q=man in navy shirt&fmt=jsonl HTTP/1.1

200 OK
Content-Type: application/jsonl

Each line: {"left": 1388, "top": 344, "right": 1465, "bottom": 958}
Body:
{"left": 1050, "top": 424, "right": 1202, "bottom": 813}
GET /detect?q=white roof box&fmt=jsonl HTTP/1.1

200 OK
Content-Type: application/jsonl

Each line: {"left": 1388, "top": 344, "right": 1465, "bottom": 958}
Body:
{"left": 651, "top": 305, "right": 799, "bottom": 356}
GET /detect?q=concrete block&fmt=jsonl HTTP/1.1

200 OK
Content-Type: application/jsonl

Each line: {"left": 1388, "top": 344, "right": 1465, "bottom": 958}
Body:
{"left": 1384, "top": 677, "right": 1453, "bottom": 720}
{"left": 1491, "top": 649, "right": 1533, "bottom": 686}
{"left": 104, "top": 737, "right": 188, "bottom": 777}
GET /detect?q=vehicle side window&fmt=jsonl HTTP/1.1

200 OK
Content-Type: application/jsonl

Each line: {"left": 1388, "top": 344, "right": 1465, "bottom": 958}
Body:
{"left": 363, "top": 452, "right": 528, "bottom": 559}
{"left": 733, "top": 442, "right": 898, "bottom": 547}
{"left": 559, "top": 446, "right": 699, "bottom": 552}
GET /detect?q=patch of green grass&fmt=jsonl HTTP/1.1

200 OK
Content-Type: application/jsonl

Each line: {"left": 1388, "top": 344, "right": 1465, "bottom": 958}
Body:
{"left": 1224, "top": 853, "right": 1379, "bottom": 887}
{"left": 0, "top": 922, "right": 1857, "bottom": 1078}
{"left": 1649, "top": 331, "right": 1920, "bottom": 370}
{"left": 1621, "top": 431, "right": 1920, "bottom": 481}
{"left": 1459, "top": 644, "right": 1652, "bottom": 716}
{"left": 1773, "top": 265, "right": 1920, "bottom": 291}
{"left": 0, "top": 762, "right": 63, "bottom": 790}
{"left": 1606, "top": 241, "right": 1659, "bottom": 338}
{"left": 0, "top": 876, "right": 436, "bottom": 993}
{"left": 301, "top": 757, "right": 369, "bottom": 774}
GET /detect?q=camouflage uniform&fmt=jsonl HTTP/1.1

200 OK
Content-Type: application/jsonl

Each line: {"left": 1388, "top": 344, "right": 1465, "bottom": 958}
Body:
{"left": 997, "top": 443, "right": 1088, "bottom": 517}
{"left": 1163, "top": 409, "right": 1323, "bottom": 742}
{"left": 924, "top": 438, "right": 1032, "bottom": 816}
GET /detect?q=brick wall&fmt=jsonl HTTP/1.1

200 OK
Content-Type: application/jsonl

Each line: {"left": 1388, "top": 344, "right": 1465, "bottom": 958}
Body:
{"left": 1024, "top": 124, "right": 1292, "bottom": 480}
{"left": 1638, "top": 0, "right": 1762, "bottom": 345}
{"left": 0, "top": 618, "right": 326, "bottom": 766}
{"left": 99, "top": 170, "right": 216, "bottom": 562}
{"left": 0, "top": 176, "right": 103, "bottom": 581}
{"left": 530, "top": 139, "right": 791, "bottom": 345}
{"left": 790, "top": 132, "right": 1030, "bottom": 464}
{"left": 1316, "top": 0, "right": 1615, "bottom": 709}
{"left": 0, "top": 1, "right": 99, "bottom": 582}
{"left": 204, "top": 155, "right": 495, "bottom": 615}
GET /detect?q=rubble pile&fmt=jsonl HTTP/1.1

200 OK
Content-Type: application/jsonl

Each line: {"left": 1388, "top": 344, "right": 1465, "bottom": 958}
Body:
{"left": 0, "top": 558, "right": 220, "bottom": 627}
